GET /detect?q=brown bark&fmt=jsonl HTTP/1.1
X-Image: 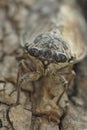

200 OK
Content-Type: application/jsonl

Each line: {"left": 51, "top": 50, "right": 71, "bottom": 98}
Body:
{"left": 0, "top": 0, "right": 87, "bottom": 130}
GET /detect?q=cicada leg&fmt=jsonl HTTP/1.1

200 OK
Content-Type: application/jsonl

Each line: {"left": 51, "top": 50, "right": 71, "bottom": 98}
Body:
{"left": 66, "top": 70, "right": 76, "bottom": 97}
{"left": 57, "top": 75, "right": 68, "bottom": 105}
{"left": 68, "top": 70, "right": 76, "bottom": 86}
{"left": 16, "top": 59, "right": 43, "bottom": 104}
{"left": 57, "top": 70, "right": 76, "bottom": 105}
{"left": 16, "top": 64, "right": 23, "bottom": 105}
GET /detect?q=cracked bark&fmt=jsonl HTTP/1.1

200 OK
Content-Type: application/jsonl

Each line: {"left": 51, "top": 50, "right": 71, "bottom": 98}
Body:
{"left": 0, "top": 0, "right": 87, "bottom": 130}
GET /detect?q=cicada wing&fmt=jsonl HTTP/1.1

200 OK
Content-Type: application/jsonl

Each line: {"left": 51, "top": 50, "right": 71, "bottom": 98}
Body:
{"left": 21, "top": 16, "right": 55, "bottom": 48}
{"left": 58, "top": 5, "right": 87, "bottom": 63}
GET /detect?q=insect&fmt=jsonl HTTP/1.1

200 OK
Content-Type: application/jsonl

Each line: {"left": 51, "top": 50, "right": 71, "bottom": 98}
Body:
{"left": 16, "top": 4, "right": 87, "bottom": 123}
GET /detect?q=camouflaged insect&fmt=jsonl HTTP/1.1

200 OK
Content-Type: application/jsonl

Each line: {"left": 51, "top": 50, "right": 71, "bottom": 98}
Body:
{"left": 17, "top": 4, "right": 87, "bottom": 123}
{"left": 25, "top": 33, "right": 72, "bottom": 64}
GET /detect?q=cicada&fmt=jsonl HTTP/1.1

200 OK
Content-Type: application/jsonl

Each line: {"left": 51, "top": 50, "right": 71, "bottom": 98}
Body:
{"left": 16, "top": 4, "right": 87, "bottom": 123}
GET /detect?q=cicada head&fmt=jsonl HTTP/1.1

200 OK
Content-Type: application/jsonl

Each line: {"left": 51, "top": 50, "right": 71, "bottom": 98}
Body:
{"left": 24, "top": 33, "right": 73, "bottom": 65}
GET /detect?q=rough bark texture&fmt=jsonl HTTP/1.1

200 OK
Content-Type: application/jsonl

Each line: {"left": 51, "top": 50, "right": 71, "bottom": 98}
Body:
{"left": 0, "top": 0, "right": 87, "bottom": 130}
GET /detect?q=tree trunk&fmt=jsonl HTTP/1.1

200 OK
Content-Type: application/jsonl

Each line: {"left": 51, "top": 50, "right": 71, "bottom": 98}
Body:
{"left": 0, "top": 0, "right": 87, "bottom": 130}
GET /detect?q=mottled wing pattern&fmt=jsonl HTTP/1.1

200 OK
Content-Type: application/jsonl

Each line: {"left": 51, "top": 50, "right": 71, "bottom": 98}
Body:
{"left": 57, "top": 5, "right": 87, "bottom": 63}
{"left": 22, "top": 16, "right": 55, "bottom": 48}
{"left": 21, "top": 4, "right": 87, "bottom": 64}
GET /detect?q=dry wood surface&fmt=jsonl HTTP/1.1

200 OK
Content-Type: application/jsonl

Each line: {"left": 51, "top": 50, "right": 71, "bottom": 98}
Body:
{"left": 0, "top": 0, "right": 87, "bottom": 130}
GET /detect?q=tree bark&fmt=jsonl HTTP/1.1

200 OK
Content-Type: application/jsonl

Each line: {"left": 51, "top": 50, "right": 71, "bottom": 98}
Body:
{"left": 0, "top": 0, "right": 87, "bottom": 130}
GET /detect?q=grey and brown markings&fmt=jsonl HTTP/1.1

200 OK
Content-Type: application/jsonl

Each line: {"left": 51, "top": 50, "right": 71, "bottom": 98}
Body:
{"left": 16, "top": 33, "right": 74, "bottom": 123}
{"left": 25, "top": 33, "right": 73, "bottom": 64}
{"left": 16, "top": 4, "right": 86, "bottom": 123}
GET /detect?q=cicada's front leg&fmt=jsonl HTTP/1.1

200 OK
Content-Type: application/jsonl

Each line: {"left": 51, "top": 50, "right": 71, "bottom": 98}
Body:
{"left": 44, "top": 63, "right": 75, "bottom": 109}
{"left": 16, "top": 55, "right": 44, "bottom": 104}
{"left": 65, "top": 70, "right": 76, "bottom": 97}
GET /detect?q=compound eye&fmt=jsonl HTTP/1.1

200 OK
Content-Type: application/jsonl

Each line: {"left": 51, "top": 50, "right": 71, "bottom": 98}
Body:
{"left": 53, "top": 52, "right": 67, "bottom": 62}
{"left": 59, "top": 53, "right": 67, "bottom": 62}
{"left": 28, "top": 47, "right": 41, "bottom": 57}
